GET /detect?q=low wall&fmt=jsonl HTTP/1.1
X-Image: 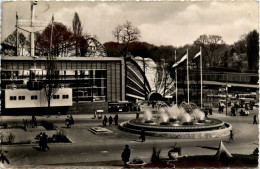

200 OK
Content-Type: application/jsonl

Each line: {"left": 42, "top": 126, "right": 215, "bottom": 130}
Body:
{"left": 119, "top": 122, "right": 232, "bottom": 139}
{"left": 68, "top": 102, "right": 108, "bottom": 114}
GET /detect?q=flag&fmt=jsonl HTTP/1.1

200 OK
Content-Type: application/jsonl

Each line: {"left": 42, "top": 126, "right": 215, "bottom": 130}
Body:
{"left": 172, "top": 53, "right": 187, "bottom": 68}
{"left": 192, "top": 51, "right": 201, "bottom": 62}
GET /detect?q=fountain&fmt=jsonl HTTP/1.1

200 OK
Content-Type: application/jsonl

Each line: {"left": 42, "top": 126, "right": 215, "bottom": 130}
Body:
{"left": 119, "top": 102, "right": 232, "bottom": 139}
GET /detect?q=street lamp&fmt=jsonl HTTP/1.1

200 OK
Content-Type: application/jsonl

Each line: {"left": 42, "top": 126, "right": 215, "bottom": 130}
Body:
{"left": 226, "top": 82, "right": 228, "bottom": 116}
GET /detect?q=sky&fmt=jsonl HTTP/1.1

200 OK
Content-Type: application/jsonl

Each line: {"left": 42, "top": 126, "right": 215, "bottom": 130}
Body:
{"left": 1, "top": 1, "right": 259, "bottom": 47}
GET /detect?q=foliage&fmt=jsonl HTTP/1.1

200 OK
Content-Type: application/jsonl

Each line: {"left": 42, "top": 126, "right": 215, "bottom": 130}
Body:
{"left": 52, "top": 131, "right": 71, "bottom": 143}
{"left": 35, "top": 22, "right": 74, "bottom": 57}
{"left": 72, "top": 12, "right": 83, "bottom": 56}
{"left": 1, "top": 30, "right": 29, "bottom": 56}
{"left": 246, "top": 30, "right": 259, "bottom": 71}
{"left": 40, "top": 121, "right": 55, "bottom": 130}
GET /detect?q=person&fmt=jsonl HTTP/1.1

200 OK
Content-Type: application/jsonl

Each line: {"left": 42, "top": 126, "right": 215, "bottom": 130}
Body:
{"left": 140, "top": 129, "right": 145, "bottom": 142}
{"left": 204, "top": 108, "right": 208, "bottom": 118}
{"left": 109, "top": 115, "right": 113, "bottom": 126}
{"left": 253, "top": 115, "right": 258, "bottom": 124}
{"left": 209, "top": 106, "right": 213, "bottom": 115}
{"left": 114, "top": 114, "right": 119, "bottom": 125}
{"left": 69, "top": 115, "right": 74, "bottom": 126}
{"left": 103, "top": 115, "right": 107, "bottom": 127}
{"left": 42, "top": 132, "right": 50, "bottom": 151}
{"left": 65, "top": 116, "right": 70, "bottom": 128}
{"left": 136, "top": 111, "right": 139, "bottom": 119}
{"left": 23, "top": 119, "right": 28, "bottom": 131}
{"left": 121, "top": 145, "right": 130, "bottom": 166}
{"left": 0, "top": 149, "right": 9, "bottom": 164}
{"left": 229, "top": 130, "right": 234, "bottom": 143}
{"left": 39, "top": 132, "right": 43, "bottom": 150}
{"left": 231, "top": 107, "right": 236, "bottom": 116}
{"left": 32, "top": 114, "right": 37, "bottom": 128}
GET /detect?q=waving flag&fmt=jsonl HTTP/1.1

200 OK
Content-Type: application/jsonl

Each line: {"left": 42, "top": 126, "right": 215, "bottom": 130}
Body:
{"left": 191, "top": 51, "right": 201, "bottom": 63}
{"left": 172, "top": 53, "right": 187, "bottom": 68}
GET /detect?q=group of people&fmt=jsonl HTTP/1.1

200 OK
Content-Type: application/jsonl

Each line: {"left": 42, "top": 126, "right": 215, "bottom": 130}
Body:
{"left": 65, "top": 115, "right": 74, "bottom": 128}
{"left": 102, "top": 114, "right": 118, "bottom": 126}
{"left": 38, "top": 132, "right": 50, "bottom": 151}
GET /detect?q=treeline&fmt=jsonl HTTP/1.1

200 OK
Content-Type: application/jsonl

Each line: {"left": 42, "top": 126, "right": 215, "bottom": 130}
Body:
{"left": 104, "top": 29, "right": 259, "bottom": 72}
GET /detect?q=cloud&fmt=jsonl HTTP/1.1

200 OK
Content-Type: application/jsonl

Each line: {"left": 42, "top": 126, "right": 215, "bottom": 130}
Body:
{"left": 2, "top": 1, "right": 258, "bottom": 47}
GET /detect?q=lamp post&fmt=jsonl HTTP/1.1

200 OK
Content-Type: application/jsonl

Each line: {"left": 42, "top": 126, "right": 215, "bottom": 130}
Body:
{"left": 226, "top": 82, "right": 228, "bottom": 116}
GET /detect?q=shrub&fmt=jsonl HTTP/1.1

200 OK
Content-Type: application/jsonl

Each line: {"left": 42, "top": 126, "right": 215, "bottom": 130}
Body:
{"left": 52, "top": 131, "right": 70, "bottom": 143}
{"left": 40, "top": 121, "right": 55, "bottom": 130}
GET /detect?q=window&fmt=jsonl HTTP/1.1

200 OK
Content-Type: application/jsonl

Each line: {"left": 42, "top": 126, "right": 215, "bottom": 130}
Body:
{"left": 18, "top": 96, "right": 25, "bottom": 100}
{"left": 31, "top": 95, "right": 38, "bottom": 100}
{"left": 62, "top": 95, "right": 69, "bottom": 99}
{"left": 53, "top": 95, "right": 60, "bottom": 99}
{"left": 10, "top": 96, "right": 17, "bottom": 100}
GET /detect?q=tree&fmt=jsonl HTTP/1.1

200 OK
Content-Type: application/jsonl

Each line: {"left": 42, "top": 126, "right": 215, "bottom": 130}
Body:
{"left": 72, "top": 12, "right": 83, "bottom": 56}
{"left": 35, "top": 22, "right": 74, "bottom": 57}
{"left": 112, "top": 21, "right": 141, "bottom": 98}
{"left": 1, "top": 30, "right": 29, "bottom": 56}
{"left": 246, "top": 30, "right": 259, "bottom": 71}
{"left": 194, "top": 34, "right": 225, "bottom": 68}
{"left": 112, "top": 21, "right": 141, "bottom": 57}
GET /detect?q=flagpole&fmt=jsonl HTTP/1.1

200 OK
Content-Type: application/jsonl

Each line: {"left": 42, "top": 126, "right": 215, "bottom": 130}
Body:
{"left": 200, "top": 47, "right": 203, "bottom": 109}
{"left": 187, "top": 49, "right": 189, "bottom": 104}
{"left": 175, "top": 50, "right": 178, "bottom": 105}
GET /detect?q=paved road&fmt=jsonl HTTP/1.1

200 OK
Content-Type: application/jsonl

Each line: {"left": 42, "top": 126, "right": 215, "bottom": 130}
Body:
{"left": 1, "top": 108, "right": 258, "bottom": 168}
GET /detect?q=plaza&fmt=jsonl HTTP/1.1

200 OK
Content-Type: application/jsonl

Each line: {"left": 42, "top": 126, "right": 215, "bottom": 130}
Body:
{"left": 0, "top": 105, "right": 258, "bottom": 168}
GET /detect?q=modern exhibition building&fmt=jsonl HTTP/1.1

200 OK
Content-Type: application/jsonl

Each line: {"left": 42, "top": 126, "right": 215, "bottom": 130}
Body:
{"left": 1, "top": 55, "right": 152, "bottom": 114}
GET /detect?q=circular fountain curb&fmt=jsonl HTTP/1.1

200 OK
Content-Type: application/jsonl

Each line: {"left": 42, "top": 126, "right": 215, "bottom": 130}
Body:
{"left": 119, "top": 121, "right": 232, "bottom": 139}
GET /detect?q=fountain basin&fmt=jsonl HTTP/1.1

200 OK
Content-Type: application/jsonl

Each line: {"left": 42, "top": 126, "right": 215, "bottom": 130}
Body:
{"left": 119, "top": 117, "right": 232, "bottom": 139}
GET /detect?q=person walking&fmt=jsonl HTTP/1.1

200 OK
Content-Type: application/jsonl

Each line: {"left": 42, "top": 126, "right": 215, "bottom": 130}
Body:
{"left": 253, "top": 115, "right": 258, "bottom": 124}
{"left": 121, "top": 145, "right": 131, "bottom": 166}
{"left": 103, "top": 115, "right": 107, "bottom": 127}
{"left": 229, "top": 130, "right": 234, "bottom": 143}
{"left": 42, "top": 132, "right": 50, "bottom": 151}
{"left": 65, "top": 116, "right": 70, "bottom": 128}
{"left": 140, "top": 128, "right": 146, "bottom": 142}
{"left": 39, "top": 132, "right": 43, "bottom": 150}
{"left": 114, "top": 114, "right": 119, "bottom": 125}
{"left": 109, "top": 115, "right": 113, "bottom": 126}
{"left": 1, "top": 149, "right": 9, "bottom": 164}
{"left": 69, "top": 115, "right": 74, "bottom": 126}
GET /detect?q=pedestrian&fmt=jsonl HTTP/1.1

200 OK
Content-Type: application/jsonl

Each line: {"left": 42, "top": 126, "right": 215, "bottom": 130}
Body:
{"left": 42, "top": 132, "right": 50, "bottom": 151}
{"left": 209, "top": 106, "right": 213, "bottom": 115}
{"left": 231, "top": 107, "right": 236, "bottom": 116}
{"left": 103, "top": 115, "right": 107, "bottom": 126}
{"left": 204, "top": 108, "right": 208, "bottom": 118}
{"left": 65, "top": 116, "right": 70, "bottom": 128}
{"left": 229, "top": 130, "right": 234, "bottom": 143}
{"left": 109, "top": 115, "right": 113, "bottom": 126}
{"left": 114, "top": 114, "right": 119, "bottom": 125}
{"left": 136, "top": 111, "right": 139, "bottom": 119}
{"left": 0, "top": 149, "right": 9, "bottom": 164}
{"left": 253, "top": 115, "right": 258, "bottom": 124}
{"left": 32, "top": 114, "right": 36, "bottom": 128}
{"left": 140, "top": 128, "right": 146, "bottom": 142}
{"left": 121, "top": 145, "right": 131, "bottom": 166}
{"left": 39, "top": 132, "right": 43, "bottom": 150}
{"left": 69, "top": 115, "right": 74, "bottom": 126}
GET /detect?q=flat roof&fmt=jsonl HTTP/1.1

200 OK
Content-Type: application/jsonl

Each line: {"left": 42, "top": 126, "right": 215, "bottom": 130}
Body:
{"left": 1, "top": 56, "right": 124, "bottom": 62}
